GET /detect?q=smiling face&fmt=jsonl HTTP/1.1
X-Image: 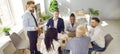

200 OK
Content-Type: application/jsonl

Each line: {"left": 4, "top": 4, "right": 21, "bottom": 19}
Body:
{"left": 27, "top": 4, "right": 35, "bottom": 13}
{"left": 53, "top": 11, "right": 59, "bottom": 19}
{"left": 70, "top": 16, "right": 75, "bottom": 24}
{"left": 91, "top": 19, "right": 99, "bottom": 28}
{"left": 27, "top": 1, "right": 35, "bottom": 13}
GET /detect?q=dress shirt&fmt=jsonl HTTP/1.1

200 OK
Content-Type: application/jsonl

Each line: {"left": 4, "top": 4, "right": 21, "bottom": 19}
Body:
{"left": 22, "top": 10, "right": 39, "bottom": 31}
{"left": 53, "top": 18, "right": 58, "bottom": 29}
{"left": 87, "top": 25, "right": 106, "bottom": 48}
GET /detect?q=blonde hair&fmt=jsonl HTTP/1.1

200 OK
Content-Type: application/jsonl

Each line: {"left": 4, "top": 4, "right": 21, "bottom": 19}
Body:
{"left": 76, "top": 25, "right": 86, "bottom": 36}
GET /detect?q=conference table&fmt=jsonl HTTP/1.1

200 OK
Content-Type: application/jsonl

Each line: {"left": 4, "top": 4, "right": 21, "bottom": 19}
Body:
{"left": 38, "top": 33, "right": 69, "bottom": 48}
{"left": 39, "top": 33, "right": 68, "bottom": 39}
{"left": 38, "top": 33, "right": 71, "bottom": 54}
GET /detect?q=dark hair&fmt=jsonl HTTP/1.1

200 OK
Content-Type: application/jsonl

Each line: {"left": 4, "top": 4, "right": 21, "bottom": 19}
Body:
{"left": 70, "top": 13, "right": 75, "bottom": 18}
{"left": 27, "top": 1, "right": 35, "bottom": 5}
{"left": 54, "top": 10, "right": 59, "bottom": 13}
{"left": 92, "top": 17, "right": 100, "bottom": 23}
{"left": 44, "top": 28, "right": 58, "bottom": 52}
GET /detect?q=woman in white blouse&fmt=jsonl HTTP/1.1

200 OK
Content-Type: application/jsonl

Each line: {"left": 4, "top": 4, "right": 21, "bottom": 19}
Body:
{"left": 66, "top": 13, "right": 78, "bottom": 37}
{"left": 40, "top": 28, "right": 61, "bottom": 54}
{"left": 66, "top": 13, "right": 78, "bottom": 33}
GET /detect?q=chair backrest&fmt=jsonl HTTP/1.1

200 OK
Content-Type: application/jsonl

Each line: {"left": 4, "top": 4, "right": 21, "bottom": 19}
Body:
{"left": 10, "top": 32, "right": 23, "bottom": 48}
{"left": 104, "top": 34, "right": 113, "bottom": 50}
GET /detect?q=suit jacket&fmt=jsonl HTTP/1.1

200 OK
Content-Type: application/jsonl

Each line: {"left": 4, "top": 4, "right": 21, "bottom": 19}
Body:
{"left": 22, "top": 10, "right": 39, "bottom": 31}
{"left": 46, "top": 18, "right": 65, "bottom": 33}
{"left": 64, "top": 36, "right": 91, "bottom": 54}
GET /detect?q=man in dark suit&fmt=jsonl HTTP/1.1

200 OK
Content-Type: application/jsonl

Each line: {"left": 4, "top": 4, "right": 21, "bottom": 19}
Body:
{"left": 46, "top": 10, "right": 65, "bottom": 34}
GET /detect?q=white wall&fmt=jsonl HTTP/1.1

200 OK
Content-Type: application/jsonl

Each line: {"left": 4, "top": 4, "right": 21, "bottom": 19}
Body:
{"left": 45, "top": 0, "right": 120, "bottom": 20}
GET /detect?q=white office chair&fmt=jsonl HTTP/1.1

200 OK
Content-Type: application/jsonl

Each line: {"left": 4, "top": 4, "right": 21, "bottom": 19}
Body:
{"left": 94, "top": 34, "right": 113, "bottom": 54}
{"left": 10, "top": 32, "right": 29, "bottom": 54}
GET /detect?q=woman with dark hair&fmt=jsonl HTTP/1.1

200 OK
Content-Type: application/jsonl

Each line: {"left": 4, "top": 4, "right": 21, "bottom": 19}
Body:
{"left": 66, "top": 13, "right": 78, "bottom": 37}
{"left": 40, "top": 28, "right": 61, "bottom": 54}
{"left": 66, "top": 13, "right": 78, "bottom": 32}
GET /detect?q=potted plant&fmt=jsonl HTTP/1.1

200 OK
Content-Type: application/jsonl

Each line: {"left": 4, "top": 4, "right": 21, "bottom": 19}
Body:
{"left": 41, "top": 14, "right": 51, "bottom": 21}
{"left": 1, "top": 27, "right": 11, "bottom": 36}
{"left": 88, "top": 8, "right": 99, "bottom": 17}
{"left": 49, "top": 0, "right": 59, "bottom": 13}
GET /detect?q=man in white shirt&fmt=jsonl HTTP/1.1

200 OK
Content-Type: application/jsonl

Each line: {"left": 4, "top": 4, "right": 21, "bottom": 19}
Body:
{"left": 88, "top": 17, "right": 106, "bottom": 54}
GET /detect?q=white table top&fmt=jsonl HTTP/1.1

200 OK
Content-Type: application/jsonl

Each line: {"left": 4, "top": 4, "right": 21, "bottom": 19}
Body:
{"left": 0, "top": 36, "right": 11, "bottom": 50}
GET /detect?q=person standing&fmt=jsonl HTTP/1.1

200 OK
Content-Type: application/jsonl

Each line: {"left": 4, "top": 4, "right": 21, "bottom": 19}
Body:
{"left": 22, "top": 1, "right": 41, "bottom": 54}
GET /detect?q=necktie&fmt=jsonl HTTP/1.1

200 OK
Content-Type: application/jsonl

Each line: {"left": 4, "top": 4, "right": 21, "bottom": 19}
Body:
{"left": 31, "top": 13, "right": 38, "bottom": 26}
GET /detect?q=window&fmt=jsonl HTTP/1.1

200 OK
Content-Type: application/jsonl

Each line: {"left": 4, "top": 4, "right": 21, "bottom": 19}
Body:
{"left": 0, "top": 0, "right": 14, "bottom": 27}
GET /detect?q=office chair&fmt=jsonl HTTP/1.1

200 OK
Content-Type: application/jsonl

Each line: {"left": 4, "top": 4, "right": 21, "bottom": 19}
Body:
{"left": 10, "top": 32, "right": 29, "bottom": 54}
{"left": 94, "top": 34, "right": 113, "bottom": 54}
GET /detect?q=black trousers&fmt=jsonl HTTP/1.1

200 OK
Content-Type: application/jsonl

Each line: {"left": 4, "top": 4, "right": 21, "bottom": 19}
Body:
{"left": 27, "top": 31, "right": 38, "bottom": 54}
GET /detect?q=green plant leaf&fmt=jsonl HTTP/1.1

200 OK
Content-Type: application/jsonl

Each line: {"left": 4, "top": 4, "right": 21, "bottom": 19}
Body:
{"left": 2, "top": 27, "right": 11, "bottom": 33}
{"left": 49, "top": 0, "right": 58, "bottom": 12}
{"left": 41, "top": 14, "right": 51, "bottom": 21}
{"left": 88, "top": 8, "right": 99, "bottom": 16}
{"left": 94, "top": 10, "right": 99, "bottom": 16}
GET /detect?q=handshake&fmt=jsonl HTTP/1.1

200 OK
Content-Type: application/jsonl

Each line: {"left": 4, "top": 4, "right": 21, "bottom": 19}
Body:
{"left": 34, "top": 26, "right": 41, "bottom": 30}
{"left": 35, "top": 22, "right": 45, "bottom": 30}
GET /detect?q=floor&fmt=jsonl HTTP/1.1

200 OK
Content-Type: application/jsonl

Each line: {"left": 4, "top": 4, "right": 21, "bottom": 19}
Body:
{"left": 14, "top": 20, "right": 120, "bottom": 54}
{"left": 101, "top": 20, "right": 120, "bottom": 54}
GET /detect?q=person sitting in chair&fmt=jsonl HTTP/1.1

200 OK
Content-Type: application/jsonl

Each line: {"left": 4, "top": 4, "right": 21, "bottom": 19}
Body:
{"left": 40, "top": 28, "right": 62, "bottom": 54}
{"left": 64, "top": 25, "right": 91, "bottom": 54}
{"left": 66, "top": 13, "right": 78, "bottom": 37}
{"left": 87, "top": 17, "right": 107, "bottom": 54}
{"left": 46, "top": 10, "right": 65, "bottom": 34}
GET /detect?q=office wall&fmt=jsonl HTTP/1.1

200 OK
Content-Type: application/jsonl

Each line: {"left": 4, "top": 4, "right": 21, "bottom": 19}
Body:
{"left": 45, "top": 0, "right": 120, "bottom": 20}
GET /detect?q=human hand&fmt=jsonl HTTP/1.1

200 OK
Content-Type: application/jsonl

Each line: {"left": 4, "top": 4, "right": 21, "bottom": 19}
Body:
{"left": 40, "top": 22, "right": 44, "bottom": 25}
{"left": 61, "top": 31, "right": 64, "bottom": 34}
{"left": 35, "top": 27, "right": 39, "bottom": 30}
